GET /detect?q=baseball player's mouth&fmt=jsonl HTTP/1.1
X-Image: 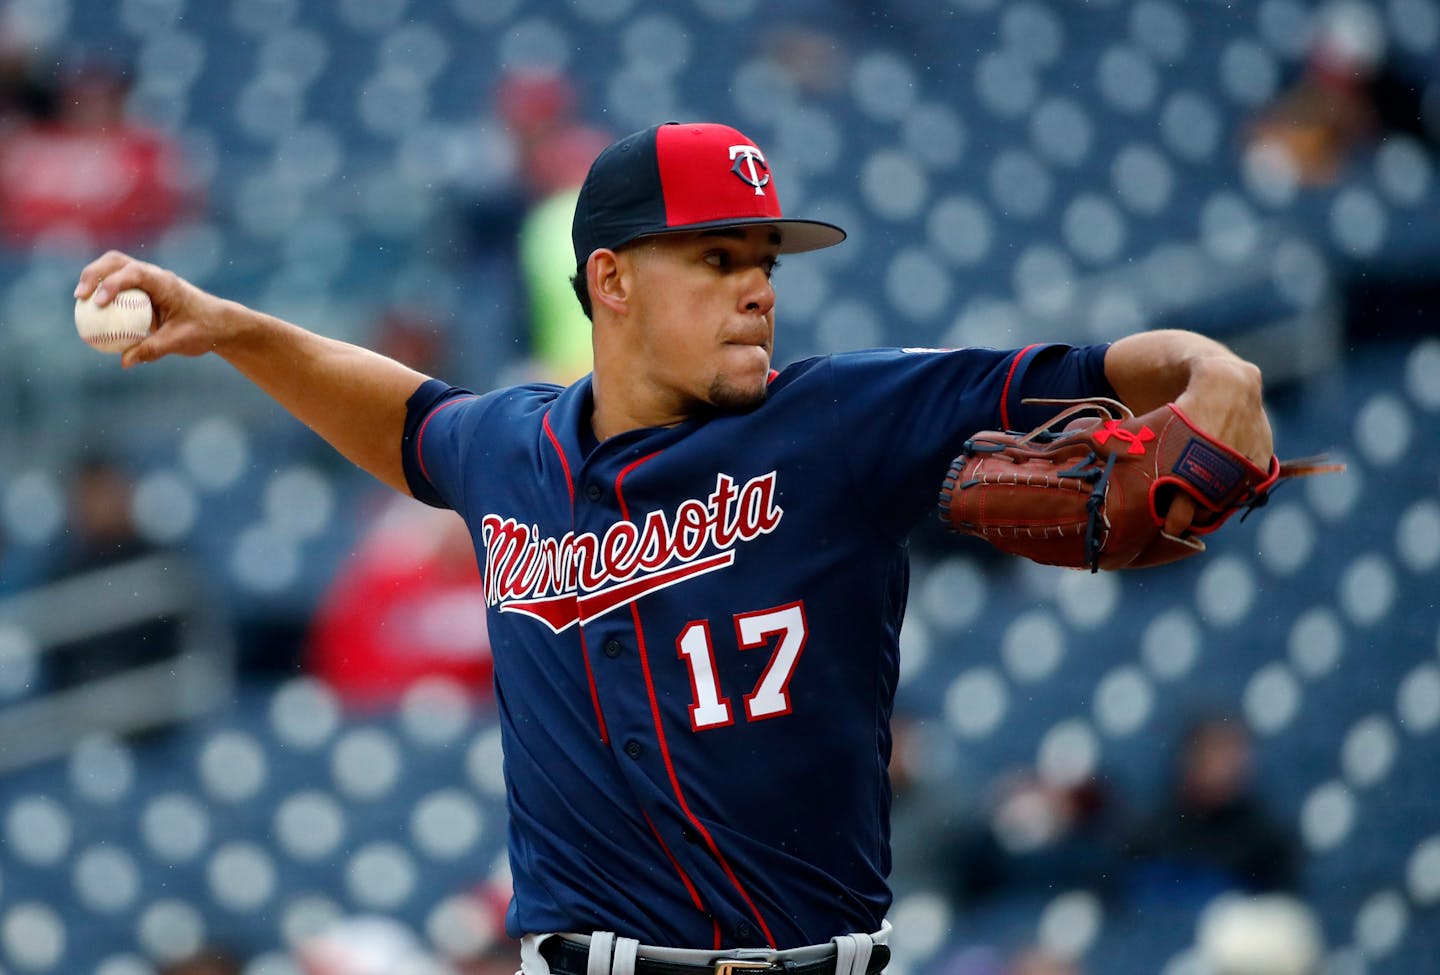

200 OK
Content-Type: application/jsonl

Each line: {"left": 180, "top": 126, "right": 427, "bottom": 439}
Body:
{"left": 724, "top": 331, "right": 772, "bottom": 348}
{"left": 726, "top": 342, "right": 773, "bottom": 367}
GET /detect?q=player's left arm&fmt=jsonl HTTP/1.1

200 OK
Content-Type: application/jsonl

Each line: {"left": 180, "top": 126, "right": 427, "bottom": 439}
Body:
{"left": 1104, "top": 329, "right": 1275, "bottom": 534}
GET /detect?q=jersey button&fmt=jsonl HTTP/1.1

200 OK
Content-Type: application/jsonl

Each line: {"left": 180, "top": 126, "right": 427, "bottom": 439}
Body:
{"left": 603, "top": 639, "right": 623, "bottom": 658}
{"left": 623, "top": 739, "right": 643, "bottom": 759}
{"left": 585, "top": 483, "right": 603, "bottom": 501}
{"left": 736, "top": 921, "right": 753, "bottom": 941}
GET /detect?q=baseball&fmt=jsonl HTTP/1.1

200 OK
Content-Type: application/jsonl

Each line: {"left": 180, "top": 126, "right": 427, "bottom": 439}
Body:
{"left": 75, "top": 288, "right": 153, "bottom": 354}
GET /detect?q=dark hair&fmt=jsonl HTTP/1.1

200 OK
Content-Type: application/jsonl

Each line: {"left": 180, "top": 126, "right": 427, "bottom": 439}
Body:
{"left": 570, "top": 265, "right": 593, "bottom": 321}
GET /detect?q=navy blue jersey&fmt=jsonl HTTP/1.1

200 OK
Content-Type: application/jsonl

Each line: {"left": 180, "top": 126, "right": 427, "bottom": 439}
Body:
{"left": 402, "top": 344, "right": 1113, "bottom": 950}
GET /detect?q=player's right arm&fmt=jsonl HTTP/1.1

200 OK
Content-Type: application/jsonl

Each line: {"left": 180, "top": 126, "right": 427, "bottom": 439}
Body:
{"left": 74, "top": 250, "right": 429, "bottom": 496}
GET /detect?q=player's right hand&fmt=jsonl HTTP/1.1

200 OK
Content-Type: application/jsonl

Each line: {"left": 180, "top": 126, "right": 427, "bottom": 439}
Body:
{"left": 74, "top": 250, "right": 241, "bottom": 370}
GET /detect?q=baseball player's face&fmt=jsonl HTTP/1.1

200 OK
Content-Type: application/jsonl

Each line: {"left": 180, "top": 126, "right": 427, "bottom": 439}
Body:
{"left": 625, "top": 226, "right": 780, "bottom": 413}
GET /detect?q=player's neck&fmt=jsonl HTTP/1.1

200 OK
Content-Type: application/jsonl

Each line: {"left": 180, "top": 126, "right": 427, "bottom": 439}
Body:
{"left": 590, "top": 372, "right": 692, "bottom": 441}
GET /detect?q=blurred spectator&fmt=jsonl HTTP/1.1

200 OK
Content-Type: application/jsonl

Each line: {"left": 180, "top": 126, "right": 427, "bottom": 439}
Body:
{"left": 297, "top": 916, "right": 449, "bottom": 975}
{"left": 304, "top": 306, "right": 491, "bottom": 707}
{"left": 443, "top": 120, "right": 527, "bottom": 389}
{"left": 40, "top": 454, "right": 179, "bottom": 690}
{"left": 158, "top": 946, "right": 246, "bottom": 975}
{"left": 0, "top": 57, "right": 195, "bottom": 250}
{"left": 373, "top": 303, "right": 451, "bottom": 378}
{"left": 497, "top": 70, "right": 610, "bottom": 203}
{"left": 929, "top": 945, "right": 1004, "bottom": 975}
{"left": 503, "top": 69, "right": 610, "bottom": 385}
{"left": 1122, "top": 716, "right": 1302, "bottom": 904}
{"left": 444, "top": 69, "right": 607, "bottom": 389}
{"left": 0, "top": 524, "right": 25, "bottom": 595}
{"left": 887, "top": 714, "right": 972, "bottom": 899}
{"left": 1195, "top": 895, "right": 1325, "bottom": 975}
{"left": 952, "top": 768, "right": 1122, "bottom": 905}
{"left": 0, "top": 27, "right": 54, "bottom": 136}
{"left": 1245, "top": 1, "right": 1437, "bottom": 186}
{"left": 304, "top": 496, "right": 492, "bottom": 708}
{"left": 49, "top": 454, "right": 150, "bottom": 569}
{"left": 519, "top": 181, "right": 593, "bottom": 383}
{"left": 1243, "top": 1, "right": 1440, "bottom": 343}
{"left": 1004, "top": 946, "right": 1081, "bottom": 975}
{"left": 763, "top": 27, "right": 849, "bottom": 95}
{"left": 445, "top": 880, "right": 519, "bottom": 975}
{"left": 929, "top": 944, "right": 1083, "bottom": 975}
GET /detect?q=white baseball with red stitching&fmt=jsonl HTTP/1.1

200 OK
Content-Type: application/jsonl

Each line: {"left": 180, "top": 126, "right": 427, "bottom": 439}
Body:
{"left": 74, "top": 288, "right": 153, "bottom": 354}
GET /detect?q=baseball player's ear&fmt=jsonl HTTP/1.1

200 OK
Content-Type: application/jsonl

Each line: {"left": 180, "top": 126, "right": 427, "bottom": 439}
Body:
{"left": 589, "top": 249, "right": 629, "bottom": 316}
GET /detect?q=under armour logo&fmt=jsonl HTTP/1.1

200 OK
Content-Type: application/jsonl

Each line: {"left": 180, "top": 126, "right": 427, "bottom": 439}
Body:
{"left": 729, "top": 144, "right": 770, "bottom": 196}
{"left": 1095, "top": 420, "right": 1155, "bottom": 455}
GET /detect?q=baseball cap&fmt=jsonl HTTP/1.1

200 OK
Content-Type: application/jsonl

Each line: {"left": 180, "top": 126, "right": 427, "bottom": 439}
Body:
{"left": 571, "top": 121, "right": 846, "bottom": 267}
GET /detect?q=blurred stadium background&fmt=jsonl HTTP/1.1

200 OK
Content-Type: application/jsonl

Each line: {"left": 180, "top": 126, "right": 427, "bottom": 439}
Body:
{"left": 0, "top": 0, "right": 1438, "bottom": 973}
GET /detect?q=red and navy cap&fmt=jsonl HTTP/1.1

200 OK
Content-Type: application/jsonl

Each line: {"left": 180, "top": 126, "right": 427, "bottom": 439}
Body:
{"left": 571, "top": 121, "right": 846, "bottom": 267}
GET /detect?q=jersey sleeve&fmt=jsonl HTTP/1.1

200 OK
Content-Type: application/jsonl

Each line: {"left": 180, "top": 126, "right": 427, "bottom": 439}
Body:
{"left": 401, "top": 378, "right": 482, "bottom": 512}
{"left": 824, "top": 343, "right": 1114, "bottom": 537}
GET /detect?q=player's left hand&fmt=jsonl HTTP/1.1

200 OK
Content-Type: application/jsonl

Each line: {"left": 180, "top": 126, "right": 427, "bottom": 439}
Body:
{"left": 1166, "top": 358, "right": 1274, "bottom": 536}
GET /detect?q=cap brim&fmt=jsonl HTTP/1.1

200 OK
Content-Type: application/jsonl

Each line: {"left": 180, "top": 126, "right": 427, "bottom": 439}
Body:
{"left": 628, "top": 217, "right": 847, "bottom": 254}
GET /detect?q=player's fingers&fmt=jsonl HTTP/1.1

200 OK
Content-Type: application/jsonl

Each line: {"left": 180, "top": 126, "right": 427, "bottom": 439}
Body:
{"left": 118, "top": 311, "right": 184, "bottom": 370}
{"left": 120, "top": 332, "right": 167, "bottom": 370}
{"left": 1164, "top": 494, "right": 1197, "bottom": 537}
{"left": 74, "top": 250, "right": 142, "bottom": 301}
{"left": 84, "top": 259, "right": 164, "bottom": 307}
{"left": 91, "top": 265, "right": 153, "bottom": 306}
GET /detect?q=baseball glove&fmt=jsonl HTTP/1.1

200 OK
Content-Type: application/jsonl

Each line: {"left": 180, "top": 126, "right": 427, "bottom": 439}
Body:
{"left": 938, "top": 398, "right": 1339, "bottom": 572}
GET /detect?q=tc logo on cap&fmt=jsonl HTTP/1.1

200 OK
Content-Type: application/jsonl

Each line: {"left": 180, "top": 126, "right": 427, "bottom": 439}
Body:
{"left": 728, "top": 144, "right": 770, "bottom": 196}
{"left": 572, "top": 122, "right": 845, "bottom": 264}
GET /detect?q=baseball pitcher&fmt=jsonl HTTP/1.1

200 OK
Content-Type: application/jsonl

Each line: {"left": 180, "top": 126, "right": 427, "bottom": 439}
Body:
{"left": 75, "top": 122, "right": 1283, "bottom": 975}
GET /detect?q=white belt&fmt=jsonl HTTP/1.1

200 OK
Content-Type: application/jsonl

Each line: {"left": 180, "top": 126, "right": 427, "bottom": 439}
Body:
{"left": 520, "top": 920, "right": 891, "bottom": 975}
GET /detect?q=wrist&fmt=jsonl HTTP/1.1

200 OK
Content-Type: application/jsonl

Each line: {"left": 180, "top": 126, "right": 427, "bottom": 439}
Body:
{"left": 1183, "top": 354, "right": 1262, "bottom": 404}
{"left": 212, "top": 301, "right": 279, "bottom": 359}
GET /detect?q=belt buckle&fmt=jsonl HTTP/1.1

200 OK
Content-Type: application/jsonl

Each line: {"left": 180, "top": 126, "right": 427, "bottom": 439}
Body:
{"left": 714, "top": 960, "right": 775, "bottom": 975}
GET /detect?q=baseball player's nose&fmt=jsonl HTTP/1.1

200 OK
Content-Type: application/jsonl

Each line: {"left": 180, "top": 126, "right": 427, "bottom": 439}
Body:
{"left": 741, "top": 270, "right": 775, "bottom": 315}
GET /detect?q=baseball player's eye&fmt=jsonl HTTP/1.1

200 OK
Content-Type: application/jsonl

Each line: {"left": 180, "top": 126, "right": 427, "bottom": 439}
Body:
{"left": 764, "top": 258, "right": 781, "bottom": 278}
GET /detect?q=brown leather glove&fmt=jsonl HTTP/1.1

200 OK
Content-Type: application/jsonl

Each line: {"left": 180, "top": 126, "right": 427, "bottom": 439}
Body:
{"left": 938, "top": 398, "right": 1340, "bottom": 572}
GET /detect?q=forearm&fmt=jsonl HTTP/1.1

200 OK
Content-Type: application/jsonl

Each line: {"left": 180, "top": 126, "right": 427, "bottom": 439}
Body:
{"left": 215, "top": 304, "right": 429, "bottom": 494}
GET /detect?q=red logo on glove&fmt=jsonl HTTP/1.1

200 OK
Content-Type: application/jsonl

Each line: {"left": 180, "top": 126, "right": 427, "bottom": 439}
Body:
{"left": 1095, "top": 420, "right": 1155, "bottom": 455}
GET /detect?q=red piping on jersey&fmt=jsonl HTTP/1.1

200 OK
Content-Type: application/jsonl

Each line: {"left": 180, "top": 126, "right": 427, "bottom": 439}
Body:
{"left": 999, "top": 343, "right": 1041, "bottom": 432}
{"left": 542, "top": 411, "right": 576, "bottom": 506}
{"left": 641, "top": 808, "right": 708, "bottom": 916}
{"left": 613, "top": 451, "right": 662, "bottom": 521}
{"left": 616, "top": 453, "right": 779, "bottom": 950}
{"left": 415, "top": 394, "right": 476, "bottom": 486}
{"left": 542, "top": 410, "right": 608, "bottom": 744}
